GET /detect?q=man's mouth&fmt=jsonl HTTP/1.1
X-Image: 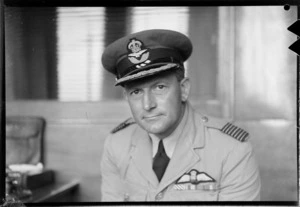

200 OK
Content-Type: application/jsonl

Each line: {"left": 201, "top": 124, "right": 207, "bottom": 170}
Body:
{"left": 143, "top": 114, "right": 162, "bottom": 121}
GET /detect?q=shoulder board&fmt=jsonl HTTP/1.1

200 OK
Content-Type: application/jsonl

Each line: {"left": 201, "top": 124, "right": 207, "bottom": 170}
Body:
{"left": 220, "top": 122, "right": 249, "bottom": 142}
{"left": 111, "top": 118, "right": 136, "bottom": 134}
{"left": 201, "top": 115, "right": 249, "bottom": 142}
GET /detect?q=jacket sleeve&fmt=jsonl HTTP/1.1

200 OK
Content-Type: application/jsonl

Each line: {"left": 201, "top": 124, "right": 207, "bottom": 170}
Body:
{"left": 218, "top": 141, "right": 261, "bottom": 201}
{"left": 100, "top": 135, "right": 123, "bottom": 201}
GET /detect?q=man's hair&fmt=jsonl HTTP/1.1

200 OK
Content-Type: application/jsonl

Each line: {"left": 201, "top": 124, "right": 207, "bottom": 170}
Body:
{"left": 173, "top": 67, "right": 185, "bottom": 82}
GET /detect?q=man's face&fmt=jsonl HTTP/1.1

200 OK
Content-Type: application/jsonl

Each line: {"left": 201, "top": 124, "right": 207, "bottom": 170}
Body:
{"left": 124, "top": 71, "right": 190, "bottom": 139}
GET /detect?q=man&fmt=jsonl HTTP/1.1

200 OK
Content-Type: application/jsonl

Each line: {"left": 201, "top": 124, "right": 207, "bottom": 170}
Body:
{"left": 100, "top": 29, "right": 261, "bottom": 201}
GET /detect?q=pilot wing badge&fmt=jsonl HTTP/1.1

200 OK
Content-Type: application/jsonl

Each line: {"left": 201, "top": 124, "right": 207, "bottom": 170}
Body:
{"left": 176, "top": 169, "right": 215, "bottom": 185}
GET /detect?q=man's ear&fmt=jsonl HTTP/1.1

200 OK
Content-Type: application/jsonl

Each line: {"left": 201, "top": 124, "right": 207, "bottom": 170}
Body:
{"left": 180, "top": 77, "right": 190, "bottom": 102}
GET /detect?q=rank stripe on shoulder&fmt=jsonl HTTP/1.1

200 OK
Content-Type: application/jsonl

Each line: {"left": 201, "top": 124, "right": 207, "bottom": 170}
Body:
{"left": 111, "top": 118, "right": 135, "bottom": 134}
{"left": 220, "top": 123, "right": 249, "bottom": 142}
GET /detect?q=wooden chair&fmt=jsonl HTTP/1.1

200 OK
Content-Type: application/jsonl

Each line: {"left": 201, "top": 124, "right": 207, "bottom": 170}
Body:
{"left": 6, "top": 116, "right": 46, "bottom": 166}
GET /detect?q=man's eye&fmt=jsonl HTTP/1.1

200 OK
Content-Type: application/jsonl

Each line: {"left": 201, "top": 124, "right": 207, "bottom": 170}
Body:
{"left": 130, "top": 89, "right": 141, "bottom": 95}
{"left": 156, "top": 85, "right": 166, "bottom": 90}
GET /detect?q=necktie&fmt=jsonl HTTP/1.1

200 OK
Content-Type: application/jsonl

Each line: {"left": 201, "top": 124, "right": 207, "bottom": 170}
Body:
{"left": 152, "top": 140, "right": 170, "bottom": 182}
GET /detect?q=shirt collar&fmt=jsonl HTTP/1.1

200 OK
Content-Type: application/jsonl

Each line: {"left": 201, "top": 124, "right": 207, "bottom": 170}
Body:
{"left": 149, "top": 103, "right": 189, "bottom": 158}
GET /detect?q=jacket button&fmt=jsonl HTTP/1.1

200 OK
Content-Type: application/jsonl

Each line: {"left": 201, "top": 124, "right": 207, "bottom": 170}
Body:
{"left": 155, "top": 192, "right": 163, "bottom": 201}
{"left": 124, "top": 193, "right": 130, "bottom": 201}
{"left": 201, "top": 116, "right": 208, "bottom": 122}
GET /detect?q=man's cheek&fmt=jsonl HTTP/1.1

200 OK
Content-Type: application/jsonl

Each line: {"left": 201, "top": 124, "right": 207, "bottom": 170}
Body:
{"left": 128, "top": 103, "right": 140, "bottom": 118}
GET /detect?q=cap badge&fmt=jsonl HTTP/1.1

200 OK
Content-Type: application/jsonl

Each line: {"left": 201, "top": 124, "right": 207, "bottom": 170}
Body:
{"left": 127, "top": 38, "right": 151, "bottom": 68}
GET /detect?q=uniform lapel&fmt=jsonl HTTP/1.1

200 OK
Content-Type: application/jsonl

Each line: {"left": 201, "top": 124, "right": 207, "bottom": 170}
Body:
{"left": 157, "top": 104, "right": 205, "bottom": 192}
{"left": 130, "top": 126, "right": 159, "bottom": 187}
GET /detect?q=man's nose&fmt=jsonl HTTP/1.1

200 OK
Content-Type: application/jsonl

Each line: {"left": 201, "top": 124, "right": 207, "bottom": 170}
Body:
{"left": 143, "top": 91, "right": 156, "bottom": 111}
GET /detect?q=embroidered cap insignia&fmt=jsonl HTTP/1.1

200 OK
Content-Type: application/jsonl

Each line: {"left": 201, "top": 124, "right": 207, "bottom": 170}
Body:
{"left": 127, "top": 38, "right": 151, "bottom": 68}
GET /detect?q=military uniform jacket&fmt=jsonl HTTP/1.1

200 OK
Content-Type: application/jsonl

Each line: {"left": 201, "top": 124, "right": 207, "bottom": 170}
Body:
{"left": 100, "top": 103, "right": 261, "bottom": 201}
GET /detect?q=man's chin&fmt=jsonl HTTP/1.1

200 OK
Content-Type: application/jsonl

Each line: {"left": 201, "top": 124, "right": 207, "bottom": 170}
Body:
{"left": 141, "top": 124, "right": 165, "bottom": 135}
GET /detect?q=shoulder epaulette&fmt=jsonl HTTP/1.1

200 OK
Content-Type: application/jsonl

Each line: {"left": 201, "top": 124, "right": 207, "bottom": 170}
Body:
{"left": 220, "top": 122, "right": 249, "bottom": 142}
{"left": 111, "top": 118, "right": 136, "bottom": 134}
{"left": 201, "top": 115, "right": 249, "bottom": 142}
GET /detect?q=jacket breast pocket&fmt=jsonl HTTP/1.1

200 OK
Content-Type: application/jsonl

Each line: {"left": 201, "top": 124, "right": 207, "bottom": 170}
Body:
{"left": 164, "top": 190, "right": 219, "bottom": 201}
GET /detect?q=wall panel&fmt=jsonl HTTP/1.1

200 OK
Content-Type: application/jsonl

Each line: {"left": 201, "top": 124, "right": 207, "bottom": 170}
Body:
{"left": 232, "top": 6, "right": 298, "bottom": 201}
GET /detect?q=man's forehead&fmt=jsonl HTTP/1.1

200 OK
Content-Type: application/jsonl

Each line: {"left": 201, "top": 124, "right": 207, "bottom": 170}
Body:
{"left": 124, "top": 72, "right": 176, "bottom": 89}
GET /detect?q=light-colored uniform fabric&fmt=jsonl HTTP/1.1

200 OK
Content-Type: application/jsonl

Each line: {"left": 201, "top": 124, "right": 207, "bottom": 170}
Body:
{"left": 100, "top": 103, "right": 261, "bottom": 201}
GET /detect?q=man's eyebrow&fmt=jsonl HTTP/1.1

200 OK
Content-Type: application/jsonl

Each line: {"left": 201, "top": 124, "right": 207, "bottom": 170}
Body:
{"left": 125, "top": 77, "right": 170, "bottom": 89}
{"left": 125, "top": 86, "right": 138, "bottom": 91}
{"left": 125, "top": 84, "right": 143, "bottom": 92}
